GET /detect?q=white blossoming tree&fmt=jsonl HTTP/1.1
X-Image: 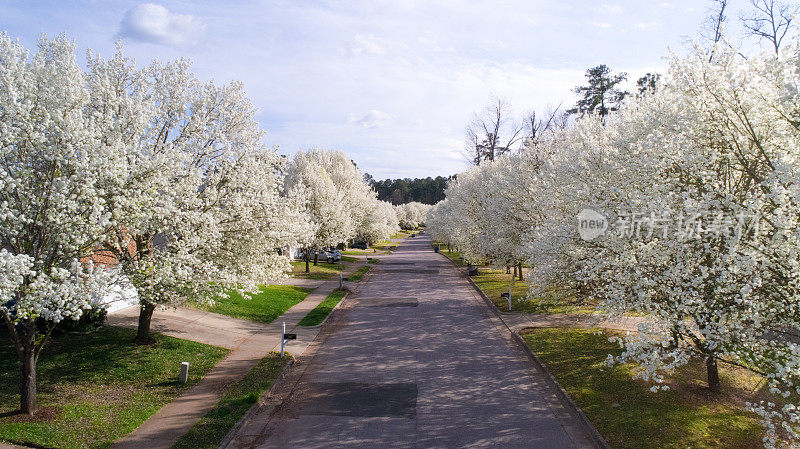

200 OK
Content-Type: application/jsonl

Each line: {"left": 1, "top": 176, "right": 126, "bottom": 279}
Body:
{"left": 356, "top": 199, "right": 399, "bottom": 245}
{"left": 89, "top": 51, "right": 299, "bottom": 344}
{"left": 394, "top": 201, "right": 432, "bottom": 230}
{"left": 284, "top": 149, "right": 374, "bottom": 269}
{"left": 0, "top": 34, "right": 111, "bottom": 414}
{"left": 428, "top": 35, "right": 800, "bottom": 448}
{"left": 577, "top": 44, "right": 800, "bottom": 446}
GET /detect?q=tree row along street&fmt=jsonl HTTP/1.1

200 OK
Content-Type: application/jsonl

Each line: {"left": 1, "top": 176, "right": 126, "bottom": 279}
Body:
{"left": 3, "top": 2, "right": 800, "bottom": 447}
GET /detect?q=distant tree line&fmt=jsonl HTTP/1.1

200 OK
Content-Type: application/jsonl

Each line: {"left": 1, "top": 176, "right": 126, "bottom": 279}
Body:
{"left": 364, "top": 174, "right": 453, "bottom": 205}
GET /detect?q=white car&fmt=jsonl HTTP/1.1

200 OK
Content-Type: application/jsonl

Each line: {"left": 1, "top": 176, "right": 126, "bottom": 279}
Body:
{"left": 300, "top": 248, "right": 341, "bottom": 263}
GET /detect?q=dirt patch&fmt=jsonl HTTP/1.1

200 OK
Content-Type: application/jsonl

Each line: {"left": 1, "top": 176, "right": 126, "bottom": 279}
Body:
{"left": 0, "top": 405, "right": 61, "bottom": 423}
{"left": 53, "top": 382, "right": 138, "bottom": 404}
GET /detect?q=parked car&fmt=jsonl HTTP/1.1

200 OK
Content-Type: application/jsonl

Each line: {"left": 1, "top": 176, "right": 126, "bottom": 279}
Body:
{"left": 326, "top": 248, "right": 342, "bottom": 262}
{"left": 299, "top": 248, "right": 341, "bottom": 263}
{"left": 350, "top": 241, "right": 369, "bottom": 249}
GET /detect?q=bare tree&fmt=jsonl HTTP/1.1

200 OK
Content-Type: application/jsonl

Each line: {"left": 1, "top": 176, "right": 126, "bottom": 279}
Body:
{"left": 465, "top": 97, "right": 524, "bottom": 165}
{"left": 522, "top": 105, "right": 567, "bottom": 147}
{"left": 741, "top": 0, "right": 798, "bottom": 55}
{"left": 702, "top": 0, "right": 728, "bottom": 61}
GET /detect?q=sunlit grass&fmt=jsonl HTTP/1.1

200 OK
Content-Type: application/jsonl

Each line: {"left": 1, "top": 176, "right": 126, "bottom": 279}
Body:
{"left": 290, "top": 260, "right": 344, "bottom": 280}
{"left": 523, "top": 327, "right": 765, "bottom": 449}
{"left": 0, "top": 327, "right": 227, "bottom": 449}
{"left": 297, "top": 289, "right": 348, "bottom": 327}
{"left": 198, "top": 285, "right": 311, "bottom": 323}
{"left": 172, "top": 352, "right": 289, "bottom": 449}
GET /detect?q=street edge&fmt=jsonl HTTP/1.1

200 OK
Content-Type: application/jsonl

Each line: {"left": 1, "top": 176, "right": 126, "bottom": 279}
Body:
{"left": 216, "top": 271, "right": 362, "bottom": 449}
{"left": 438, "top": 252, "right": 612, "bottom": 449}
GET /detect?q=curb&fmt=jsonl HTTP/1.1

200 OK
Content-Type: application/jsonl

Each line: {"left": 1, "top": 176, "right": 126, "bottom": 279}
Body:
{"left": 437, "top": 252, "right": 612, "bottom": 449}
{"left": 217, "top": 355, "right": 296, "bottom": 449}
{"left": 298, "top": 261, "right": 375, "bottom": 329}
{"left": 296, "top": 289, "right": 349, "bottom": 329}
{"left": 216, "top": 262, "right": 375, "bottom": 449}
{"left": 217, "top": 279, "right": 355, "bottom": 449}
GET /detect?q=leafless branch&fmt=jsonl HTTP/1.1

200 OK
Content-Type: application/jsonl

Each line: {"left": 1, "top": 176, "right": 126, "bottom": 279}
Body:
{"left": 741, "top": 0, "right": 798, "bottom": 55}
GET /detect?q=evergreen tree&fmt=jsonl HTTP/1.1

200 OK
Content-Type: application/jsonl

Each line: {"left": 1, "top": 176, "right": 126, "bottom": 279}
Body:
{"left": 567, "top": 64, "right": 628, "bottom": 120}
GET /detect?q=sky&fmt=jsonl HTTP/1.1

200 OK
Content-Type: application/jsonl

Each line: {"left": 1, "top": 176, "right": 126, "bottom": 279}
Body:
{"left": 0, "top": 1, "right": 732, "bottom": 179}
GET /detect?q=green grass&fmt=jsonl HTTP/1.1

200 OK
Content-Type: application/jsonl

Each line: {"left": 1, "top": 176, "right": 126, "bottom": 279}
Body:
{"left": 342, "top": 250, "right": 369, "bottom": 255}
{"left": 290, "top": 261, "right": 345, "bottom": 280}
{"left": 472, "top": 268, "right": 595, "bottom": 314}
{"left": 343, "top": 241, "right": 394, "bottom": 254}
{"left": 433, "top": 242, "right": 593, "bottom": 315}
{"left": 433, "top": 243, "right": 465, "bottom": 266}
{"left": 390, "top": 231, "right": 410, "bottom": 239}
{"left": 348, "top": 265, "right": 371, "bottom": 282}
{"left": 370, "top": 240, "right": 393, "bottom": 251}
{"left": 368, "top": 258, "right": 379, "bottom": 264}
{"left": 522, "top": 327, "right": 765, "bottom": 449}
{"left": 0, "top": 326, "right": 228, "bottom": 449}
{"left": 297, "top": 289, "right": 348, "bottom": 326}
{"left": 171, "top": 352, "right": 290, "bottom": 449}
{"left": 199, "top": 285, "right": 311, "bottom": 324}
{"left": 340, "top": 256, "right": 358, "bottom": 263}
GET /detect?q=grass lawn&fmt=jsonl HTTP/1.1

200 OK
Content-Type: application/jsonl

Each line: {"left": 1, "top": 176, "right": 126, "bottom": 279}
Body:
{"left": 171, "top": 352, "right": 290, "bottom": 449}
{"left": 390, "top": 231, "right": 410, "bottom": 239}
{"left": 348, "top": 265, "right": 371, "bottom": 282}
{"left": 198, "top": 285, "right": 311, "bottom": 324}
{"left": 341, "top": 249, "right": 370, "bottom": 255}
{"left": 522, "top": 327, "right": 766, "bottom": 449}
{"left": 0, "top": 326, "right": 228, "bottom": 449}
{"left": 370, "top": 240, "right": 395, "bottom": 251}
{"left": 433, "top": 243, "right": 465, "bottom": 266}
{"left": 290, "top": 260, "right": 345, "bottom": 280}
{"left": 434, "top": 242, "right": 593, "bottom": 314}
{"left": 342, "top": 241, "right": 395, "bottom": 254}
{"left": 340, "top": 255, "right": 358, "bottom": 263}
{"left": 472, "top": 268, "right": 595, "bottom": 314}
{"left": 297, "top": 289, "right": 348, "bottom": 327}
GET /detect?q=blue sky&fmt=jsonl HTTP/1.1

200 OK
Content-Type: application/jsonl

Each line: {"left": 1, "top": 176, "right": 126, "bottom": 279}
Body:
{"left": 2, "top": 1, "right": 726, "bottom": 179}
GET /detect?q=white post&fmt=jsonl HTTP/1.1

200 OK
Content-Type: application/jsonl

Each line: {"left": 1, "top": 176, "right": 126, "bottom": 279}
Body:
{"left": 281, "top": 321, "right": 286, "bottom": 357}
{"left": 179, "top": 362, "right": 189, "bottom": 383}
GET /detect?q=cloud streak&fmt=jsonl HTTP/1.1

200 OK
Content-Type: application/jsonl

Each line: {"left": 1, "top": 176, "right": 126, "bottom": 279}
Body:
{"left": 348, "top": 110, "right": 392, "bottom": 129}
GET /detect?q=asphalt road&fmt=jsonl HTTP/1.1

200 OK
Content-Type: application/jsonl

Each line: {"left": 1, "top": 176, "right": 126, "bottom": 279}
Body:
{"left": 227, "top": 235, "right": 597, "bottom": 449}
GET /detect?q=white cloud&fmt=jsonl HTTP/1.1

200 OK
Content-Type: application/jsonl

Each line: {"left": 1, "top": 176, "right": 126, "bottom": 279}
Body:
{"left": 601, "top": 4, "right": 623, "bottom": 14}
{"left": 593, "top": 22, "right": 613, "bottom": 28}
{"left": 635, "top": 21, "right": 660, "bottom": 29}
{"left": 347, "top": 34, "right": 387, "bottom": 56}
{"left": 348, "top": 110, "right": 392, "bottom": 129}
{"left": 117, "top": 3, "right": 205, "bottom": 47}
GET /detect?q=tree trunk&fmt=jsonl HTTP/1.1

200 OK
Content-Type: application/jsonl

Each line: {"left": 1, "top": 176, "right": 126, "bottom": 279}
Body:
{"left": 517, "top": 262, "right": 524, "bottom": 281}
{"left": 506, "top": 266, "right": 511, "bottom": 274}
{"left": 20, "top": 342, "right": 37, "bottom": 414}
{"left": 706, "top": 355, "right": 721, "bottom": 392}
{"left": 135, "top": 302, "right": 157, "bottom": 345}
{"left": 305, "top": 253, "right": 310, "bottom": 273}
{"left": 314, "top": 252, "right": 319, "bottom": 266}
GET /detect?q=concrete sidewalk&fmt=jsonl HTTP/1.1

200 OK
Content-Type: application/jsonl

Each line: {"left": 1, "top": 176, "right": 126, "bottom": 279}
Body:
{"left": 107, "top": 306, "right": 271, "bottom": 350}
{"left": 109, "top": 261, "right": 369, "bottom": 449}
